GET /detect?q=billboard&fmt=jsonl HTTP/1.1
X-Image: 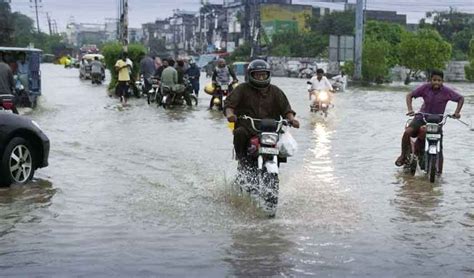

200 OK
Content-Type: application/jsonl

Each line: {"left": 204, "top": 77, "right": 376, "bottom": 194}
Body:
{"left": 260, "top": 4, "right": 312, "bottom": 39}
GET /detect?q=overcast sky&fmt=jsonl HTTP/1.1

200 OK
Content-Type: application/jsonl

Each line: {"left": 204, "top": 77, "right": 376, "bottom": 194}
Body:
{"left": 9, "top": 0, "right": 474, "bottom": 32}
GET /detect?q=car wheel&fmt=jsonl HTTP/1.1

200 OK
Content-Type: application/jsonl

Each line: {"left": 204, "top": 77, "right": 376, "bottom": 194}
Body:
{"left": 0, "top": 137, "right": 36, "bottom": 186}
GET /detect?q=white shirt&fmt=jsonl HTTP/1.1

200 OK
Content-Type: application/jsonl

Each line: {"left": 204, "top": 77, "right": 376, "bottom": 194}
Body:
{"left": 309, "top": 76, "right": 333, "bottom": 91}
{"left": 126, "top": 58, "right": 133, "bottom": 74}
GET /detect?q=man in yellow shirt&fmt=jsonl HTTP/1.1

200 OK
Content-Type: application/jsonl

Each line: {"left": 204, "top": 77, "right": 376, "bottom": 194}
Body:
{"left": 115, "top": 53, "right": 131, "bottom": 104}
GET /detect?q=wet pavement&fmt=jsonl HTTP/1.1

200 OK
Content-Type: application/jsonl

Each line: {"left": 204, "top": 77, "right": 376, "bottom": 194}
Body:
{"left": 1, "top": 64, "right": 473, "bottom": 276}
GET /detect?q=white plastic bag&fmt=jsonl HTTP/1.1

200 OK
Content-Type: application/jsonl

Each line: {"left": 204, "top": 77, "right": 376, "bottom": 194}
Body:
{"left": 277, "top": 130, "right": 298, "bottom": 157}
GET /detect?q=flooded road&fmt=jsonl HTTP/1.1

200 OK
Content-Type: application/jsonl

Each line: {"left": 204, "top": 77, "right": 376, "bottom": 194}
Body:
{"left": 1, "top": 64, "right": 473, "bottom": 276}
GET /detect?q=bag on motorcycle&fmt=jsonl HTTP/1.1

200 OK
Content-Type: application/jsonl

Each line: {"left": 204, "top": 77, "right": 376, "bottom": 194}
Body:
{"left": 277, "top": 130, "right": 298, "bottom": 157}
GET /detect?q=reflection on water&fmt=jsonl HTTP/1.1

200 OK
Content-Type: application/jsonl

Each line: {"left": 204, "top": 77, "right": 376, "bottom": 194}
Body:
{"left": 0, "top": 179, "right": 56, "bottom": 237}
{"left": 392, "top": 173, "right": 444, "bottom": 223}
{"left": 224, "top": 225, "right": 294, "bottom": 277}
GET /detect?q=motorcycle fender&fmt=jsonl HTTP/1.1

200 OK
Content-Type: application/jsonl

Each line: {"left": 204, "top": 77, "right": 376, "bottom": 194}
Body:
{"left": 428, "top": 144, "right": 437, "bottom": 155}
{"left": 265, "top": 160, "right": 279, "bottom": 174}
{"left": 258, "top": 156, "right": 264, "bottom": 170}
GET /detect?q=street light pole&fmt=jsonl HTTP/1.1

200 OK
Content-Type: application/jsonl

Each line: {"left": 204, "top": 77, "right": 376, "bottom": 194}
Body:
{"left": 354, "top": 0, "right": 364, "bottom": 80}
{"left": 122, "top": 0, "right": 128, "bottom": 52}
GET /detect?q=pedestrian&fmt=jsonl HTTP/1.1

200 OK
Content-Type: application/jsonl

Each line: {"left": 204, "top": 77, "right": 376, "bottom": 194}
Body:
{"left": 185, "top": 60, "right": 200, "bottom": 96}
{"left": 139, "top": 52, "right": 155, "bottom": 93}
{"left": 115, "top": 52, "right": 131, "bottom": 104}
{"left": 0, "top": 56, "right": 15, "bottom": 96}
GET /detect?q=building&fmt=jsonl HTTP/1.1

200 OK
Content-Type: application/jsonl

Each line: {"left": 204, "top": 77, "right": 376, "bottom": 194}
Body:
{"left": 65, "top": 23, "right": 107, "bottom": 47}
{"left": 365, "top": 10, "right": 407, "bottom": 25}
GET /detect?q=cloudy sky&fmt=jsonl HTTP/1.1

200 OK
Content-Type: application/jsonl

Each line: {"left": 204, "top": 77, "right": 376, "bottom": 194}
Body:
{"left": 9, "top": 0, "right": 474, "bottom": 32}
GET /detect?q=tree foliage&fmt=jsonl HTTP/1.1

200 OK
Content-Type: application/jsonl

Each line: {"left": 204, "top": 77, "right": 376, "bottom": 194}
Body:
{"left": 102, "top": 42, "right": 147, "bottom": 89}
{"left": 362, "top": 38, "right": 390, "bottom": 83}
{"left": 399, "top": 28, "right": 452, "bottom": 79}
{"left": 364, "top": 20, "right": 406, "bottom": 67}
{"left": 420, "top": 9, "right": 474, "bottom": 59}
{"left": 229, "top": 42, "right": 251, "bottom": 62}
{"left": 309, "top": 10, "right": 355, "bottom": 36}
{"left": 465, "top": 39, "right": 474, "bottom": 81}
{"left": 270, "top": 30, "right": 327, "bottom": 58}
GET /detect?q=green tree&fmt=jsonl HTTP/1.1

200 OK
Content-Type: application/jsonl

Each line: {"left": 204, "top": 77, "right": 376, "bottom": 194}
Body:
{"left": 421, "top": 9, "right": 474, "bottom": 59}
{"left": 399, "top": 29, "right": 452, "bottom": 84}
{"left": 229, "top": 42, "right": 251, "bottom": 62}
{"left": 309, "top": 10, "right": 355, "bottom": 36}
{"left": 464, "top": 39, "right": 474, "bottom": 81}
{"left": 0, "top": 2, "right": 14, "bottom": 45}
{"left": 270, "top": 30, "right": 327, "bottom": 58}
{"left": 11, "top": 12, "right": 34, "bottom": 47}
{"left": 362, "top": 38, "right": 390, "bottom": 83}
{"left": 364, "top": 20, "right": 406, "bottom": 67}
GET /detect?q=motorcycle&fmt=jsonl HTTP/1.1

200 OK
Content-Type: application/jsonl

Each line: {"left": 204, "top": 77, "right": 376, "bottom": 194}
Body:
{"left": 307, "top": 82, "right": 332, "bottom": 117}
{"left": 210, "top": 81, "right": 234, "bottom": 110}
{"left": 145, "top": 77, "right": 161, "bottom": 106}
{"left": 0, "top": 94, "right": 19, "bottom": 114}
{"left": 91, "top": 72, "right": 103, "bottom": 85}
{"left": 235, "top": 115, "right": 293, "bottom": 217}
{"left": 161, "top": 77, "right": 198, "bottom": 109}
{"left": 404, "top": 112, "right": 451, "bottom": 183}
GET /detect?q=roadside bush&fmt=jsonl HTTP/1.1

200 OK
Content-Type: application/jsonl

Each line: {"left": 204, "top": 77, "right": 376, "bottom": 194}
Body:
{"left": 102, "top": 43, "right": 147, "bottom": 90}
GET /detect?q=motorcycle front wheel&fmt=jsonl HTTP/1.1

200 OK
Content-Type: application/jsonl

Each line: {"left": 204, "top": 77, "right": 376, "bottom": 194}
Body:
{"left": 261, "top": 172, "right": 279, "bottom": 217}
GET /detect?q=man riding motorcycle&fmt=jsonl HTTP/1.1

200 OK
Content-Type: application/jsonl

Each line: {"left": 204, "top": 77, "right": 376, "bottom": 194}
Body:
{"left": 395, "top": 69, "right": 464, "bottom": 174}
{"left": 224, "top": 59, "right": 300, "bottom": 164}
{"left": 308, "top": 68, "right": 334, "bottom": 101}
{"left": 90, "top": 56, "right": 104, "bottom": 84}
{"left": 160, "top": 59, "right": 192, "bottom": 106}
{"left": 211, "top": 58, "right": 238, "bottom": 109}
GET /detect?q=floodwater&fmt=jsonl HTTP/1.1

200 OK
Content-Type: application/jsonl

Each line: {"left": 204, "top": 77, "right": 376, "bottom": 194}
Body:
{"left": 1, "top": 64, "right": 473, "bottom": 277}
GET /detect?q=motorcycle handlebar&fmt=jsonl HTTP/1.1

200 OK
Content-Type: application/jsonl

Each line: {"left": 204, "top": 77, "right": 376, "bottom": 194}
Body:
{"left": 238, "top": 115, "right": 290, "bottom": 132}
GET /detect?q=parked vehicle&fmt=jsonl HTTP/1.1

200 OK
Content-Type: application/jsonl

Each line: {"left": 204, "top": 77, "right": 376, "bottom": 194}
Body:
{"left": 404, "top": 113, "right": 451, "bottom": 183}
{"left": 0, "top": 112, "right": 49, "bottom": 186}
{"left": 0, "top": 46, "right": 43, "bottom": 108}
{"left": 234, "top": 115, "right": 293, "bottom": 217}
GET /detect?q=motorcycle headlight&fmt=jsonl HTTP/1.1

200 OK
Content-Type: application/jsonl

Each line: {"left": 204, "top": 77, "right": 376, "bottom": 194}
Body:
{"left": 261, "top": 133, "right": 279, "bottom": 145}
{"left": 426, "top": 123, "right": 439, "bottom": 133}
{"left": 318, "top": 91, "right": 329, "bottom": 101}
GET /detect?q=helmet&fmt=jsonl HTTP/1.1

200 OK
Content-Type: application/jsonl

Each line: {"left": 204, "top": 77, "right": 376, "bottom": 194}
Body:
{"left": 204, "top": 82, "right": 215, "bottom": 95}
{"left": 247, "top": 59, "right": 271, "bottom": 88}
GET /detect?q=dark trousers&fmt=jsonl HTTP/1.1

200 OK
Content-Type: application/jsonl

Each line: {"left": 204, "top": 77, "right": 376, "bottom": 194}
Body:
{"left": 116, "top": 81, "right": 129, "bottom": 98}
{"left": 191, "top": 80, "right": 199, "bottom": 96}
{"left": 233, "top": 126, "right": 252, "bottom": 159}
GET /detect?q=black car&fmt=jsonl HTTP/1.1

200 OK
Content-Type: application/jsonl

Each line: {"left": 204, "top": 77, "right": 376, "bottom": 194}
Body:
{"left": 0, "top": 112, "right": 50, "bottom": 186}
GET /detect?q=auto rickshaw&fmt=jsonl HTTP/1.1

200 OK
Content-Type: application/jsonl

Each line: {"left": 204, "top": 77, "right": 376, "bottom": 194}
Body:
{"left": 0, "top": 46, "right": 43, "bottom": 108}
{"left": 79, "top": 53, "right": 105, "bottom": 80}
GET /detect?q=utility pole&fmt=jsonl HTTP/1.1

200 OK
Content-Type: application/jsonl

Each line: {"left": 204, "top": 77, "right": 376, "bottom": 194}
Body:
{"left": 119, "top": 0, "right": 128, "bottom": 52}
{"left": 30, "top": 0, "right": 41, "bottom": 33}
{"left": 46, "top": 12, "right": 52, "bottom": 35}
{"left": 354, "top": 0, "right": 364, "bottom": 80}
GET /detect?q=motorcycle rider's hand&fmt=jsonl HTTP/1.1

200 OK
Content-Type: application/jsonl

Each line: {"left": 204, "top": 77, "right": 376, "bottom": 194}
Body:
{"left": 289, "top": 119, "right": 300, "bottom": 128}
{"left": 406, "top": 110, "right": 415, "bottom": 116}
{"left": 226, "top": 114, "right": 237, "bottom": 123}
{"left": 453, "top": 112, "right": 461, "bottom": 119}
